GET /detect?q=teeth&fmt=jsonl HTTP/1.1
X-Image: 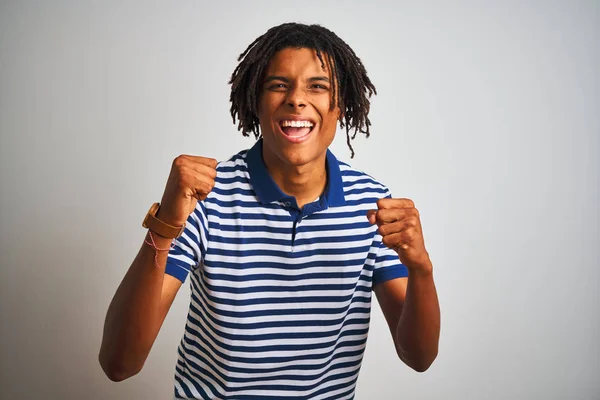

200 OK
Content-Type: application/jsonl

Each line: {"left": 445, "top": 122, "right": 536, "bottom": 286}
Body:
{"left": 280, "top": 120, "right": 314, "bottom": 128}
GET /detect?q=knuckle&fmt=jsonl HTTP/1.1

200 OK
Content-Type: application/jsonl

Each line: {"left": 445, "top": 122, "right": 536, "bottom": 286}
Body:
{"left": 378, "top": 225, "right": 388, "bottom": 236}
{"left": 200, "top": 156, "right": 217, "bottom": 168}
{"left": 401, "top": 198, "right": 414, "bottom": 208}
{"left": 382, "top": 236, "right": 393, "bottom": 247}
{"left": 377, "top": 198, "right": 389, "bottom": 209}
{"left": 173, "top": 155, "right": 187, "bottom": 167}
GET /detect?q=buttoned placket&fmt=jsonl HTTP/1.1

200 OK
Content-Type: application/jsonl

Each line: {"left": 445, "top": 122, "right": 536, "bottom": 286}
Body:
{"left": 285, "top": 199, "right": 324, "bottom": 252}
{"left": 285, "top": 204, "right": 301, "bottom": 252}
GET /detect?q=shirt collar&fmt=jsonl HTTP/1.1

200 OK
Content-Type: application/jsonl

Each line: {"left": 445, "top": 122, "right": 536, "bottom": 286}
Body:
{"left": 246, "top": 138, "right": 346, "bottom": 208}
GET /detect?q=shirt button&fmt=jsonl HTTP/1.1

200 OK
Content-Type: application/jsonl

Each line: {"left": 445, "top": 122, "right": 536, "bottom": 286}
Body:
{"left": 284, "top": 202, "right": 291, "bottom": 207}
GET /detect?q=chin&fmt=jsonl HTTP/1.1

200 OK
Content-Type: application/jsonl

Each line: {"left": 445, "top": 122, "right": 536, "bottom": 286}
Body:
{"left": 262, "top": 124, "right": 331, "bottom": 169}
{"left": 277, "top": 147, "right": 317, "bottom": 167}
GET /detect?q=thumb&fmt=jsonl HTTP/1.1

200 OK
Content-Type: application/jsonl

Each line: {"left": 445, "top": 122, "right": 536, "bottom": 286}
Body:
{"left": 366, "top": 210, "right": 377, "bottom": 225}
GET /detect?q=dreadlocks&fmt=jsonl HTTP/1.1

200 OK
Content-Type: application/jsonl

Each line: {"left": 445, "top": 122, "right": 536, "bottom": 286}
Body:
{"left": 229, "top": 22, "right": 377, "bottom": 158}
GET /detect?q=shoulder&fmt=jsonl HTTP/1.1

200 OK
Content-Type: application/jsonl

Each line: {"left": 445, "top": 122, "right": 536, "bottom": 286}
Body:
{"left": 337, "top": 160, "right": 391, "bottom": 199}
{"left": 215, "top": 149, "right": 250, "bottom": 176}
{"left": 202, "top": 149, "right": 254, "bottom": 207}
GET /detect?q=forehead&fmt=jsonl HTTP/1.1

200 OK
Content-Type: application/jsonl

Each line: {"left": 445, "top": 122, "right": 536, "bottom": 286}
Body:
{"left": 265, "top": 47, "right": 332, "bottom": 76}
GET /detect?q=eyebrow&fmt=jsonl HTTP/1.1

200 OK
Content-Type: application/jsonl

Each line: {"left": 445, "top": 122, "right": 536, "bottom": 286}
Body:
{"left": 309, "top": 76, "right": 331, "bottom": 83}
{"left": 264, "top": 75, "right": 331, "bottom": 83}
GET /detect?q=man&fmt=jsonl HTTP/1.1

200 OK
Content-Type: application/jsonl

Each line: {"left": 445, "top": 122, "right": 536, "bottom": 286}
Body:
{"left": 100, "top": 22, "right": 440, "bottom": 399}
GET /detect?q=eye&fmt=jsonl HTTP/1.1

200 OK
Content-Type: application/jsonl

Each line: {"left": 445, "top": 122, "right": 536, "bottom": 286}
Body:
{"left": 268, "top": 83, "right": 288, "bottom": 91}
{"left": 310, "top": 84, "right": 329, "bottom": 91}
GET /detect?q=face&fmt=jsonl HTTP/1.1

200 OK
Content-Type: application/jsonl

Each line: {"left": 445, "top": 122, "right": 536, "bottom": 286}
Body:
{"left": 258, "top": 47, "right": 341, "bottom": 169}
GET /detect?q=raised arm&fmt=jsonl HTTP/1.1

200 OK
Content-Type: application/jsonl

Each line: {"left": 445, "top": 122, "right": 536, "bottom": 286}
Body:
{"left": 99, "top": 155, "right": 217, "bottom": 381}
{"left": 368, "top": 198, "right": 440, "bottom": 372}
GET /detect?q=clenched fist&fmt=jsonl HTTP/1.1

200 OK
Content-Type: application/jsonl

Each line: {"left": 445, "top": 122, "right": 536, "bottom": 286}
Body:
{"left": 367, "top": 198, "right": 432, "bottom": 273}
{"left": 156, "top": 155, "right": 218, "bottom": 227}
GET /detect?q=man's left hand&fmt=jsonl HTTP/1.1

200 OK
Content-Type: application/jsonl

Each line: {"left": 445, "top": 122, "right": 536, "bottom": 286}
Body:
{"left": 367, "top": 198, "right": 432, "bottom": 273}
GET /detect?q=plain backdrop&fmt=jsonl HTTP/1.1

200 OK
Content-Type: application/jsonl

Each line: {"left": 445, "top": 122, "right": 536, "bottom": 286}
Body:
{"left": 1, "top": 1, "right": 598, "bottom": 399}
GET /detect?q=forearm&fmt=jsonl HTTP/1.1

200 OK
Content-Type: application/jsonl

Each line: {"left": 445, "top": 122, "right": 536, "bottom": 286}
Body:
{"left": 99, "top": 233, "right": 171, "bottom": 381}
{"left": 396, "top": 265, "right": 440, "bottom": 372}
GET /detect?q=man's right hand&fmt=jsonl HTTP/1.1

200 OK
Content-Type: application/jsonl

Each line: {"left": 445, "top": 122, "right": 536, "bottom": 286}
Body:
{"left": 99, "top": 154, "right": 217, "bottom": 382}
{"left": 156, "top": 155, "right": 218, "bottom": 226}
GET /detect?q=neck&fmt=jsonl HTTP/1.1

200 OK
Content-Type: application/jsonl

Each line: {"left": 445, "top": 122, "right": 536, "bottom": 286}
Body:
{"left": 263, "top": 153, "right": 328, "bottom": 209}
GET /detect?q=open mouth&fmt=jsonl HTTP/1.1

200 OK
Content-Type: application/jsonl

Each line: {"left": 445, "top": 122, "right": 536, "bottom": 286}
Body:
{"left": 278, "top": 119, "right": 315, "bottom": 142}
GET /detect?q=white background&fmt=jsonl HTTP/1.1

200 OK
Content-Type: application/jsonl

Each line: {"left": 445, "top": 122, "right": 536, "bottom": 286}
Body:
{"left": 1, "top": 1, "right": 598, "bottom": 399}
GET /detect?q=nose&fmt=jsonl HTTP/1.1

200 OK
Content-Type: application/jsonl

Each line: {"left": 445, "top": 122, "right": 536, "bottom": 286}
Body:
{"left": 286, "top": 86, "right": 306, "bottom": 109}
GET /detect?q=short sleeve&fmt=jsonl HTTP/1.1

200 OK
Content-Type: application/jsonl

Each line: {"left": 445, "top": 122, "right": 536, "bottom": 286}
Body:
{"left": 372, "top": 242, "right": 408, "bottom": 286}
{"left": 372, "top": 190, "right": 408, "bottom": 286}
{"left": 165, "top": 201, "right": 209, "bottom": 282}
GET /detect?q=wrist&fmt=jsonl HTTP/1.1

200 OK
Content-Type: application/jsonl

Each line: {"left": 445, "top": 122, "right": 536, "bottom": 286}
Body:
{"left": 142, "top": 203, "right": 186, "bottom": 239}
{"left": 145, "top": 229, "right": 176, "bottom": 242}
{"left": 405, "top": 261, "right": 433, "bottom": 277}
{"left": 155, "top": 209, "right": 187, "bottom": 228}
{"left": 144, "top": 231, "right": 175, "bottom": 269}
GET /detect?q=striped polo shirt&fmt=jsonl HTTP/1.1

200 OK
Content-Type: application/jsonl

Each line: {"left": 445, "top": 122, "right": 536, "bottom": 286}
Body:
{"left": 166, "top": 139, "right": 407, "bottom": 400}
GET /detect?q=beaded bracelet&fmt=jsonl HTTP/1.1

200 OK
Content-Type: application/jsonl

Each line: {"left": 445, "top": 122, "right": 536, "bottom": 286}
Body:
{"left": 144, "top": 231, "right": 175, "bottom": 268}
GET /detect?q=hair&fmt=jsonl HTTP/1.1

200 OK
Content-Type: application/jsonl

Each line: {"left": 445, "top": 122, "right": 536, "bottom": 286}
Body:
{"left": 229, "top": 22, "right": 377, "bottom": 158}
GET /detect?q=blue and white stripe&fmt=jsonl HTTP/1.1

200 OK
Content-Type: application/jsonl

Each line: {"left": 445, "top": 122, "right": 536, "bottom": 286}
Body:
{"left": 166, "top": 139, "right": 406, "bottom": 399}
